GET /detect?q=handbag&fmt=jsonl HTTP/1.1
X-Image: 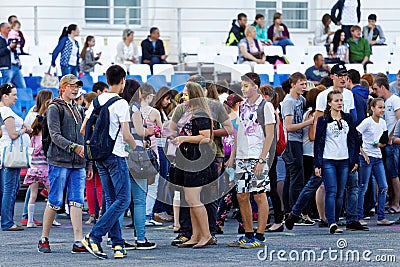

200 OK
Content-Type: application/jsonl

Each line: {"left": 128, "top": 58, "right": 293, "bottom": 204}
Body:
{"left": 127, "top": 146, "right": 160, "bottom": 179}
{"left": 40, "top": 66, "right": 59, "bottom": 88}
{"left": 2, "top": 136, "right": 33, "bottom": 168}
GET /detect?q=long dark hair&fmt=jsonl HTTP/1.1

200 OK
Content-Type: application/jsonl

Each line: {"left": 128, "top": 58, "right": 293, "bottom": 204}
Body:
{"left": 332, "top": 29, "right": 345, "bottom": 54}
{"left": 306, "top": 87, "right": 324, "bottom": 112}
{"left": 59, "top": 24, "right": 77, "bottom": 41}
{"left": 80, "top": 35, "right": 94, "bottom": 59}
{"left": 0, "top": 83, "right": 16, "bottom": 100}
{"left": 153, "top": 86, "right": 173, "bottom": 122}
{"left": 253, "top": 14, "right": 264, "bottom": 26}
{"left": 34, "top": 90, "right": 53, "bottom": 113}
{"left": 323, "top": 90, "right": 343, "bottom": 119}
{"left": 367, "top": 97, "right": 384, "bottom": 117}
{"left": 30, "top": 115, "right": 44, "bottom": 138}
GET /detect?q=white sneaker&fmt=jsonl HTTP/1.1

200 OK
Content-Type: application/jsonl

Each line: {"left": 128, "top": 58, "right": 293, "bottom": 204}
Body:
{"left": 145, "top": 219, "right": 162, "bottom": 226}
{"left": 52, "top": 220, "right": 61, "bottom": 226}
{"left": 27, "top": 222, "right": 37, "bottom": 228}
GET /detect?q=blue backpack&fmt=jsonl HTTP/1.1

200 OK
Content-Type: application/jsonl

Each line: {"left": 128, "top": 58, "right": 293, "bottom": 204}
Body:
{"left": 84, "top": 96, "right": 123, "bottom": 161}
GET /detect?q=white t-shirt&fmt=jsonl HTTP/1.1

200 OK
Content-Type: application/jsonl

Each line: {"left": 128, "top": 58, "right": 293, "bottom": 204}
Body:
{"left": 323, "top": 119, "right": 349, "bottom": 160}
{"left": 383, "top": 94, "right": 400, "bottom": 134}
{"left": 316, "top": 87, "right": 355, "bottom": 113}
{"left": 0, "top": 106, "right": 30, "bottom": 148}
{"left": 356, "top": 117, "right": 387, "bottom": 158}
{"left": 341, "top": 0, "right": 358, "bottom": 25}
{"left": 236, "top": 96, "right": 276, "bottom": 159}
{"left": 24, "top": 106, "right": 38, "bottom": 127}
{"left": 86, "top": 93, "right": 130, "bottom": 157}
{"left": 68, "top": 37, "right": 78, "bottom": 66}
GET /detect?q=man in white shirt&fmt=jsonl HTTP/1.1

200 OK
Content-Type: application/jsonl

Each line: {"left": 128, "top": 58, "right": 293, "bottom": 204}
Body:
{"left": 372, "top": 77, "right": 400, "bottom": 214}
{"left": 81, "top": 65, "right": 137, "bottom": 259}
{"left": 227, "top": 73, "right": 275, "bottom": 249}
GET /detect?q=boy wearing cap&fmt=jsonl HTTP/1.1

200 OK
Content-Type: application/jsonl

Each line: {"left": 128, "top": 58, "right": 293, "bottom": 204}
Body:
{"left": 227, "top": 72, "right": 275, "bottom": 248}
{"left": 38, "top": 74, "right": 87, "bottom": 253}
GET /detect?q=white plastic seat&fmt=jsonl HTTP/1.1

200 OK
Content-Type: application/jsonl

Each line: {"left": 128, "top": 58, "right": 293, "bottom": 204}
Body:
{"left": 219, "top": 46, "right": 239, "bottom": 63}
{"left": 129, "top": 64, "right": 151, "bottom": 82}
{"left": 366, "top": 64, "right": 388, "bottom": 74}
{"left": 31, "top": 65, "right": 49, "bottom": 76}
{"left": 231, "top": 64, "right": 252, "bottom": 83}
{"left": 285, "top": 46, "right": 304, "bottom": 65}
{"left": 153, "top": 64, "right": 174, "bottom": 83}
{"left": 276, "top": 64, "right": 300, "bottom": 74}
{"left": 346, "top": 64, "right": 364, "bottom": 74}
{"left": 370, "top": 46, "right": 391, "bottom": 65}
{"left": 388, "top": 64, "right": 399, "bottom": 74}
{"left": 306, "top": 46, "right": 327, "bottom": 57}
{"left": 254, "top": 63, "right": 275, "bottom": 83}
{"left": 264, "top": 46, "right": 284, "bottom": 57}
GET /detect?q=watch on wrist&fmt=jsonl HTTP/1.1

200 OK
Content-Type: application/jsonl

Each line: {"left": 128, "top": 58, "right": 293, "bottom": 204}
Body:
{"left": 257, "top": 158, "right": 266, "bottom": 164}
{"left": 70, "top": 143, "right": 78, "bottom": 153}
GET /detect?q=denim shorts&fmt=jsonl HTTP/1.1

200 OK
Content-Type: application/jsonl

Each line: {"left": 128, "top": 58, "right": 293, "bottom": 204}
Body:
{"left": 47, "top": 165, "right": 86, "bottom": 209}
{"left": 384, "top": 145, "right": 399, "bottom": 179}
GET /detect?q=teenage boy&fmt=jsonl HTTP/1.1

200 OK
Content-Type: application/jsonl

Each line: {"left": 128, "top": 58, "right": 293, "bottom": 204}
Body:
{"left": 281, "top": 72, "right": 313, "bottom": 209}
{"left": 348, "top": 25, "right": 371, "bottom": 67}
{"left": 81, "top": 65, "right": 138, "bottom": 259}
{"left": 38, "top": 74, "right": 86, "bottom": 253}
{"left": 227, "top": 72, "right": 275, "bottom": 248}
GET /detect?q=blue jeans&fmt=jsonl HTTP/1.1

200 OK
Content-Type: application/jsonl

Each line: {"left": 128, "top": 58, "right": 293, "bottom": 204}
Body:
{"left": 47, "top": 165, "right": 85, "bottom": 209}
{"left": 292, "top": 174, "right": 323, "bottom": 217}
{"left": 273, "top": 38, "right": 294, "bottom": 54}
{"left": 131, "top": 177, "right": 147, "bottom": 241}
{"left": 357, "top": 156, "right": 388, "bottom": 221}
{"left": 61, "top": 65, "right": 78, "bottom": 77}
{"left": 345, "top": 170, "right": 359, "bottom": 223}
{"left": 1, "top": 168, "right": 21, "bottom": 230}
{"left": 323, "top": 159, "right": 349, "bottom": 225}
{"left": 149, "top": 57, "right": 167, "bottom": 74}
{"left": 90, "top": 156, "right": 131, "bottom": 246}
{"left": 1, "top": 65, "right": 26, "bottom": 88}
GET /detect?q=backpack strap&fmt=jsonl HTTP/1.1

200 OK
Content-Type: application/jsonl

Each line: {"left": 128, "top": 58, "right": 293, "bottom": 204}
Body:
{"left": 102, "top": 96, "right": 123, "bottom": 139}
{"left": 129, "top": 102, "right": 144, "bottom": 141}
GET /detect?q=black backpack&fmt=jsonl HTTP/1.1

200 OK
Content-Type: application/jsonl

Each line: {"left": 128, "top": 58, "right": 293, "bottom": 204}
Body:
{"left": 42, "top": 102, "right": 64, "bottom": 157}
{"left": 84, "top": 96, "right": 123, "bottom": 161}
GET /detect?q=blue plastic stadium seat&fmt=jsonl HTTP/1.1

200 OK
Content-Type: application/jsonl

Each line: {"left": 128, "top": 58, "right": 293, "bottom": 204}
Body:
{"left": 259, "top": 74, "right": 270, "bottom": 86}
{"left": 80, "top": 74, "right": 94, "bottom": 92}
{"left": 388, "top": 74, "right": 397, "bottom": 83}
{"left": 37, "top": 87, "right": 58, "bottom": 98}
{"left": 17, "top": 88, "right": 33, "bottom": 101}
{"left": 146, "top": 75, "right": 168, "bottom": 91}
{"left": 24, "top": 76, "right": 42, "bottom": 96}
{"left": 98, "top": 75, "right": 107, "bottom": 84}
{"left": 273, "top": 74, "right": 290, "bottom": 87}
{"left": 171, "top": 74, "right": 190, "bottom": 92}
{"left": 21, "top": 100, "right": 36, "bottom": 111}
{"left": 126, "top": 75, "right": 143, "bottom": 84}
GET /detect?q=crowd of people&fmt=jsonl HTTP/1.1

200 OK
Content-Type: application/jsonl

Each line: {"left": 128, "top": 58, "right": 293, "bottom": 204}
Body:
{"left": 0, "top": 1, "right": 399, "bottom": 261}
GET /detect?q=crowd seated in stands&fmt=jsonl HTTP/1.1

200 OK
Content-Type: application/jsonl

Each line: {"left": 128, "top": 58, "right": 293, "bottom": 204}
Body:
{"left": 226, "top": 13, "right": 247, "bottom": 46}
{"left": 305, "top": 54, "right": 330, "bottom": 85}
{"left": 267, "top": 12, "right": 294, "bottom": 54}
{"left": 141, "top": 27, "right": 168, "bottom": 74}
{"left": 252, "top": 14, "right": 272, "bottom": 46}
{"left": 363, "top": 14, "right": 386, "bottom": 46}
{"left": 115, "top": 29, "right": 139, "bottom": 69}
{"left": 348, "top": 25, "right": 371, "bottom": 67}
{"left": 238, "top": 26, "right": 266, "bottom": 70}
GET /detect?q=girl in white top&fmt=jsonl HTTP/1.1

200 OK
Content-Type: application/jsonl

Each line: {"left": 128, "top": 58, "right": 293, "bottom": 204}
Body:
{"left": 356, "top": 98, "right": 394, "bottom": 226}
{"left": 314, "top": 14, "right": 335, "bottom": 46}
{"left": 329, "top": 30, "right": 349, "bottom": 63}
{"left": 0, "top": 84, "right": 32, "bottom": 231}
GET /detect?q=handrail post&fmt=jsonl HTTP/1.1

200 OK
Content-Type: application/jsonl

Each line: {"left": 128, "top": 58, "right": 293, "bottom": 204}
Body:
{"left": 177, "top": 8, "right": 184, "bottom": 70}
{"left": 125, "top": 7, "right": 129, "bottom": 27}
{"left": 34, "top": 6, "right": 38, "bottom": 45}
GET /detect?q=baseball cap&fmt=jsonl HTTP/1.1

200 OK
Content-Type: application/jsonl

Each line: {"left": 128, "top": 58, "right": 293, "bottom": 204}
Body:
{"left": 76, "top": 88, "right": 87, "bottom": 98}
{"left": 330, "top": 63, "right": 347, "bottom": 75}
{"left": 60, "top": 74, "right": 83, "bottom": 87}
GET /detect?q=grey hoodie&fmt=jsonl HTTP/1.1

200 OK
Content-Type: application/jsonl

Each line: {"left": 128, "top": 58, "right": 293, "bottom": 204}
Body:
{"left": 46, "top": 97, "right": 85, "bottom": 168}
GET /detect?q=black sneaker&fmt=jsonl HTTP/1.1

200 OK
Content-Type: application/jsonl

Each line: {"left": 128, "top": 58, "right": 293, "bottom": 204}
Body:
{"left": 238, "top": 223, "right": 245, "bottom": 234}
{"left": 294, "top": 216, "right": 315, "bottom": 226}
{"left": 136, "top": 238, "right": 156, "bottom": 250}
{"left": 318, "top": 220, "right": 329, "bottom": 228}
{"left": 284, "top": 212, "right": 300, "bottom": 230}
{"left": 38, "top": 238, "right": 51, "bottom": 253}
{"left": 71, "top": 242, "right": 88, "bottom": 253}
{"left": 81, "top": 234, "right": 108, "bottom": 260}
{"left": 124, "top": 241, "right": 136, "bottom": 250}
{"left": 346, "top": 221, "right": 369, "bottom": 231}
{"left": 171, "top": 233, "right": 189, "bottom": 246}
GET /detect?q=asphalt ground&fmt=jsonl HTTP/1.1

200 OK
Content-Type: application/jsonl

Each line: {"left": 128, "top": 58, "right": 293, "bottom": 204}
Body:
{"left": 0, "top": 201, "right": 399, "bottom": 267}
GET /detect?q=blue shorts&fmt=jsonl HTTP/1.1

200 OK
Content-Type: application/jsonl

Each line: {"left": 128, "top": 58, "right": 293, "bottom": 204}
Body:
{"left": 276, "top": 156, "right": 286, "bottom": 182}
{"left": 47, "top": 165, "right": 86, "bottom": 210}
{"left": 384, "top": 145, "right": 399, "bottom": 179}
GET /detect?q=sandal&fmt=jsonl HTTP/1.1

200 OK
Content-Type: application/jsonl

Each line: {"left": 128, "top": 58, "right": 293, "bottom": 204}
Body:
{"left": 85, "top": 215, "right": 96, "bottom": 225}
{"left": 386, "top": 207, "right": 400, "bottom": 214}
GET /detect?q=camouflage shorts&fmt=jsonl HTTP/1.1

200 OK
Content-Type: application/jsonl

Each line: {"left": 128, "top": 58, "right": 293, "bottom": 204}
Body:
{"left": 235, "top": 159, "right": 270, "bottom": 193}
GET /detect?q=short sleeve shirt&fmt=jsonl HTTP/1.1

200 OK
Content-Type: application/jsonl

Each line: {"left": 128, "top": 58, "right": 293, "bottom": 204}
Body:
{"left": 281, "top": 94, "right": 305, "bottom": 142}
{"left": 86, "top": 93, "right": 130, "bottom": 157}
{"left": 316, "top": 87, "right": 355, "bottom": 113}
{"left": 383, "top": 94, "right": 400, "bottom": 134}
{"left": 356, "top": 116, "right": 387, "bottom": 158}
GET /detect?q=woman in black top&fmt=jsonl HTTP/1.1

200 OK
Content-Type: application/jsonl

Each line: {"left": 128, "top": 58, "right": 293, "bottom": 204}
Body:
{"left": 172, "top": 82, "right": 216, "bottom": 248}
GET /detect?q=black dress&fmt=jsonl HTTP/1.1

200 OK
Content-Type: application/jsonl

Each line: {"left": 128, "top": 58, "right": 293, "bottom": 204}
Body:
{"left": 171, "top": 114, "right": 217, "bottom": 188}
